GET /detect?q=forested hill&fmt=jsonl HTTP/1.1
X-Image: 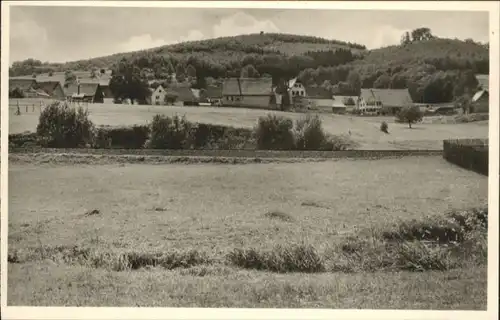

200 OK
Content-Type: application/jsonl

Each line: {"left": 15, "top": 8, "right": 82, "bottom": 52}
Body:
{"left": 9, "top": 33, "right": 366, "bottom": 76}
{"left": 10, "top": 30, "right": 489, "bottom": 104}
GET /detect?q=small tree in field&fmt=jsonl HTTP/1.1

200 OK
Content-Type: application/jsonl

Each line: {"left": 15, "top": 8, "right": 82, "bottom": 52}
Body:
{"left": 396, "top": 105, "right": 423, "bottom": 128}
{"left": 36, "top": 101, "right": 95, "bottom": 147}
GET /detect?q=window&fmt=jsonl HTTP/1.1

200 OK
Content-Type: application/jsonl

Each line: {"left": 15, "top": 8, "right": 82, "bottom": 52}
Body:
{"left": 156, "top": 95, "right": 160, "bottom": 100}
{"left": 300, "top": 91, "right": 304, "bottom": 96}
{"left": 159, "top": 89, "right": 162, "bottom": 93}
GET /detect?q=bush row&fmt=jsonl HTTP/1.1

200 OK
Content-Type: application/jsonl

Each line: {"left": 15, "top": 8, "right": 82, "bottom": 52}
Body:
{"left": 11, "top": 101, "right": 357, "bottom": 151}
{"left": 443, "top": 138, "right": 488, "bottom": 176}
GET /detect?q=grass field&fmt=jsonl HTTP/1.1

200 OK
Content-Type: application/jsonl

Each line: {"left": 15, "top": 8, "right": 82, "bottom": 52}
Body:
{"left": 7, "top": 156, "right": 488, "bottom": 308}
{"left": 7, "top": 100, "right": 488, "bottom": 150}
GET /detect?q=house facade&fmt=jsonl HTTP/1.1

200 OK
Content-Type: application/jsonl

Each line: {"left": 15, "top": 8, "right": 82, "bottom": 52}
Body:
{"left": 222, "top": 78, "right": 275, "bottom": 109}
{"left": 150, "top": 85, "right": 167, "bottom": 105}
{"left": 287, "top": 78, "right": 307, "bottom": 100}
{"left": 65, "top": 83, "right": 104, "bottom": 103}
{"left": 358, "top": 88, "right": 413, "bottom": 115}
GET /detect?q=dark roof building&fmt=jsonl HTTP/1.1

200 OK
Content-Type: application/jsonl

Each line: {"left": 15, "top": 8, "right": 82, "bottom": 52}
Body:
{"left": 222, "top": 78, "right": 273, "bottom": 96}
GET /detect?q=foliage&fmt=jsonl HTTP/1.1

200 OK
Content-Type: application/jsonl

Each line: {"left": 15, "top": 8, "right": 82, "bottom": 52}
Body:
{"left": 293, "top": 114, "right": 328, "bottom": 150}
{"left": 147, "top": 114, "right": 193, "bottom": 149}
{"left": 395, "top": 105, "right": 424, "bottom": 128}
{"left": 254, "top": 114, "right": 295, "bottom": 150}
{"left": 94, "top": 125, "right": 150, "bottom": 149}
{"left": 380, "top": 121, "right": 389, "bottom": 134}
{"left": 9, "top": 88, "right": 25, "bottom": 98}
{"left": 36, "top": 101, "right": 95, "bottom": 148}
{"left": 109, "top": 58, "right": 151, "bottom": 104}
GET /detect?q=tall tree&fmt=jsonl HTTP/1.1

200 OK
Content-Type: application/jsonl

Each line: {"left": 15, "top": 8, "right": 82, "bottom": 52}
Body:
{"left": 109, "top": 58, "right": 150, "bottom": 104}
{"left": 240, "top": 64, "right": 260, "bottom": 78}
{"left": 346, "top": 70, "right": 362, "bottom": 95}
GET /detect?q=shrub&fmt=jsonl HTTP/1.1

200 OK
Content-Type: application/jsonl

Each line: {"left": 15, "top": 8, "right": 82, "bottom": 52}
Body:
{"left": 380, "top": 121, "right": 389, "bottom": 133}
{"left": 36, "top": 101, "right": 95, "bottom": 148}
{"left": 443, "top": 139, "right": 488, "bottom": 176}
{"left": 191, "top": 123, "right": 254, "bottom": 149}
{"left": 293, "top": 114, "right": 328, "bottom": 150}
{"left": 147, "top": 114, "right": 193, "bottom": 149}
{"left": 255, "top": 114, "right": 295, "bottom": 150}
{"left": 321, "top": 134, "right": 359, "bottom": 151}
{"left": 226, "top": 244, "right": 325, "bottom": 273}
{"left": 395, "top": 105, "right": 424, "bottom": 128}
{"left": 9, "top": 132, "right": 39, "bottom": 148}
{"left": 94, "top": 125, "right": 150, "bottom": 149}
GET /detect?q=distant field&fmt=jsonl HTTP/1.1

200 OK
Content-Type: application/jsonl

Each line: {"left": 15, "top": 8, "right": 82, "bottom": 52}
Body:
{"left": 8, "top": 156, "right": 488, "bottom": 307}
{"left": 7, "top": 100, "right": 488, "bottom": 150}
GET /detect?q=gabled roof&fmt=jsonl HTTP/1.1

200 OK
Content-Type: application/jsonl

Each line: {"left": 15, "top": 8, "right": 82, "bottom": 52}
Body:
{"left": 222, "top": 78, "right": 273, "bottom": 96}
{"left": 475, "top": 74, "right": 489, "bottom": 90}
{"left": 36, "top": 81, "right": 63, "bottom": 97}
{"left": 170, "top": 86, "right": 198, "bottom": 102}
{"left": 287, "top": 78, "right": 298, "bottom": 89}
{"left": 472, "top": 90, "right": 488, "bottom": 103}
{"left": 305, "top": 86, "right": 332, "bottom": 99}
{"left": 9, "top": 78, "right": 38, "bottom": 91}
{"left": 360, "top": 88, "right": 413, "bottom": 107}
{"left": 65, "top": 83, "right": 100, "bottom": 97}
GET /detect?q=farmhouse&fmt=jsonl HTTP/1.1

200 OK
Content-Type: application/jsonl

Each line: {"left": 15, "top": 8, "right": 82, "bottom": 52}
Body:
{"left": 150, "top": 85, "right": 168, "bottom": 105}
{"left": 205, "top": 84, "right": 223, "bottom": 105}
{"left": 37, "top": 81, "right": 66, "bottom": 100}
{"left": 359, "top": 88, "right": 413, "bottom": 115}
{"left": 305, "top": 86, "right": 333, "bottom": 112}
{"left": 171, "top": 86, "right": 200, "bottom": 106}
{"left": 287, "top": 78, "right": 307, "bottom": 99}
{"left": 9, "top": 78, "right": 38, "bottom": 95}
{"left": 471, "top": 89, "right": 489, "bottom": 113}
{"left": 332, "top": 95, "right": 359, "bottom": 114}
{"left": 65, "top": 83, "right": 105, "bottom": 103}
{"left": 222, "top": 78, "right": 275, "bottom": 109}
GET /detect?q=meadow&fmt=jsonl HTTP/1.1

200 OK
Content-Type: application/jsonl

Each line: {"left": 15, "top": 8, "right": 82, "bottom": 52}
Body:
{"left": 8, "top": 100, "right": 488, "bottom": 150}
{"left": 7, "top": 156, "right": 488, "bottom": 308}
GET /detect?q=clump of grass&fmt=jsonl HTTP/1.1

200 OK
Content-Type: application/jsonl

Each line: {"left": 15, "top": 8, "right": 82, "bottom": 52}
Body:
{"left": 264, "top": 211, "right": 295, "bottom": 222}
{"left": 8, "top": 245, "right": 210, "bottom": 271}
{"left": 179, "top": 265, "right": 233, "bottom": 277}
{"left": 381, "top": 217, "right": 463, "bottom": 243}
{"left": 226, "top": 244, "right": 325, "bottom": 273}
{"left": 330, "top": 207, "right": 488, "bottom": 273}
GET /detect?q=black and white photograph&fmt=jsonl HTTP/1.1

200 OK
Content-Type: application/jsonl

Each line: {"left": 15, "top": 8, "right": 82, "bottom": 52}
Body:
{"left": 1, "top": 0, "right": 498, "bottom": 318}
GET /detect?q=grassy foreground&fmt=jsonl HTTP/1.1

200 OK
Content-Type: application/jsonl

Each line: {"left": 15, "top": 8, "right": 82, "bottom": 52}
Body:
{"left": 7, "top": 156, "right": 488, "bottom": 308}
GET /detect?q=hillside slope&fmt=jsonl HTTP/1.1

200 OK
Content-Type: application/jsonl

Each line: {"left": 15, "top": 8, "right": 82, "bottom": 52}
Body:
{"left": 10, "top": 33, "right": 366, "bottom": 76}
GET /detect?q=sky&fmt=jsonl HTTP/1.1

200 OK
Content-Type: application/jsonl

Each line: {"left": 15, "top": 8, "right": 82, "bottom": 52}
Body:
{"left": 8, "top": 5, "right": 490, "bottom": 64}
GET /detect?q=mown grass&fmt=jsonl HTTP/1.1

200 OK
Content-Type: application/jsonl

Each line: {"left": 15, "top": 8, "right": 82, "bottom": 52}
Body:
{"left": 7, "top": 156, "right": 488, "bottom": 307}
